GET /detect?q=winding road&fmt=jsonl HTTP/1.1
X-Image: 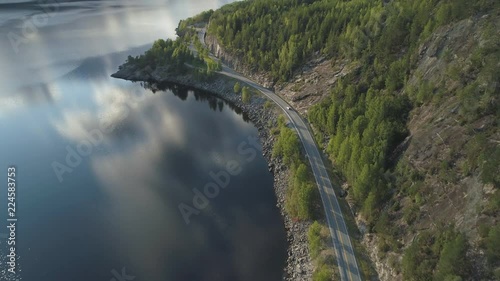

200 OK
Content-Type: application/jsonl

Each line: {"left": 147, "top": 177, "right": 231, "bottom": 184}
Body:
{"left": 198, "top": 28, "right": 362, "bottom": 281}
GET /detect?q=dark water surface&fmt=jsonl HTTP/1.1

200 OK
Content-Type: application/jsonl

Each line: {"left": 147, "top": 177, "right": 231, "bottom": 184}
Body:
{"left": 0, "top": 1, "right": 286, "bottom": 280}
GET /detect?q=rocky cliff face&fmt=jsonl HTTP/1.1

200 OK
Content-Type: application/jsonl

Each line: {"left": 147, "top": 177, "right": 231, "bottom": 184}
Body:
{"left": 205, "top": 31, "right": 275, "bottom": 89}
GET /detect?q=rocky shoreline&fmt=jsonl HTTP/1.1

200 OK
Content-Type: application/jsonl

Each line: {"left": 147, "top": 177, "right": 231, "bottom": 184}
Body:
{"left": 112, "top": 65, "right": 313, "bottom": 280}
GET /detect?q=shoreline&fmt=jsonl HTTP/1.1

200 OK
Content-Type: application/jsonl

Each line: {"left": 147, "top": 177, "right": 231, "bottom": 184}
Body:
{"left": 111, "top": 65, "right": 314, "bottom": 280}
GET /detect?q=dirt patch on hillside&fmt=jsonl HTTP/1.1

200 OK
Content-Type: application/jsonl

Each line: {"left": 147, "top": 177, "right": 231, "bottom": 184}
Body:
{"left": 276, "top": 57, "right": 358, "bottom": 115}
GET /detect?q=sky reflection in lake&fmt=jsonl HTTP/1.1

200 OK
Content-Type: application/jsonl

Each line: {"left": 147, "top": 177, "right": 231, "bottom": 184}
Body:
{"left": 0, "top": 1, "right": 286, "bottom": 280}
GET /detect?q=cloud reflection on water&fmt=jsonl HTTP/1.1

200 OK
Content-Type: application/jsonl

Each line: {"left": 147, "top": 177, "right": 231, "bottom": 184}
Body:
{"left": 50, "top": 79, "right": 284, "bottom": 280}
{"left": 0, "top": 0, "right": 286, "bottom": 280}
{"left": 0, "top": 0, "right": 235, "bottom": 98}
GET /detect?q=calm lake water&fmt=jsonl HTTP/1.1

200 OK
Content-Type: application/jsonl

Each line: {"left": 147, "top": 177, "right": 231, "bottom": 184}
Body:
{"left": 0, "top": 1, "right": 286, "bottom": 280}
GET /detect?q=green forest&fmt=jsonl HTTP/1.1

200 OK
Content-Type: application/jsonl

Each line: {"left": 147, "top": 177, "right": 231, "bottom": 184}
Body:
{"left": 122, "top": 27, "right": 221, "bottom": 76}
{"left": 204, "top": 0, "right": 500, "bottom": 279}
{"left": 208, "top": 1, "right": 499, "bottom": 220}
{"left": 207, "top": 0, "right": 500, "bottom": 218}
{"left": 124, "top": 38, "right": 198, "bottom": 70}
{"left": 208, "top": 0, "right": 497, "bottom": 81}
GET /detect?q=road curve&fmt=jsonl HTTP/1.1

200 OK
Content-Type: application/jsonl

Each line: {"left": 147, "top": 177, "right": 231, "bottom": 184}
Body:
{"left": 198, "top": 29, "right": 362, "bottom": 281}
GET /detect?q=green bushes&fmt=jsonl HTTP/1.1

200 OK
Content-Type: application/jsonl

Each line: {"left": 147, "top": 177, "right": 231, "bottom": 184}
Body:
{"left": 484, "top": 191, "right": 500, "bottom": 216}
{"left": 402, "top": 227, "right": 470, "bottom": 281}
{"left": 273, "top": 116, "right": 318, "bottom": 220}
{"left": 373, "top": 211, "right": 400, "bottom": 251}
{"left": 308, "top": 221, "right": 334, "bottom": 281}
{"left": 485, "top": 225, "right": 500, "bottom": 265}
{"left": 273, "top": 116, "right": 301, "bottom": 166}
{"left": 478, "top": 221, "right": 500, "bottom": 273}
{"left": 204, "top": 57, "right": 222, "bottom": 74}
{"left": 434, "top": 234, "right": 469, "bottom": 281}
{"left": 481, "top": 146, "right": 500, "bottom": 188}
{"left": 456, "top": 29, "right": 500, "bottom": 124}
{"left": 287, "top": 164, "right": 316, "bottom": 219}
{"left": 264, "top": 100, "right": 273, "bottom": 109}
{"left": 312, "top": 265, "right": 333, "bottom": 281}
{"left": 464, "top": 134, "right": 500, "bottom": 188}
{"left": 241, "top": 86, "right": 251, "bottom": 103}
{"left": 308, "top": 221, "right": 323, "bottom": 259}
{"left": 233, "top": 82, "right": 241, "bottom": 94}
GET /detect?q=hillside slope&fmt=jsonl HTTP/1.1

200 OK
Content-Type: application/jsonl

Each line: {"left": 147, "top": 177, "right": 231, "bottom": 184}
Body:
{"left": 202, "top": 0, "right": 500, "bottom": 280}
{"left": 360, "top": 14, "right": 500, "bottom": 281}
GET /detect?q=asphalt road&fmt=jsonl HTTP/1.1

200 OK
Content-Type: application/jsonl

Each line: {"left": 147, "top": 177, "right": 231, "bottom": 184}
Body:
{"left": 197, "top": 29, "right": 362, "bottom": 281}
